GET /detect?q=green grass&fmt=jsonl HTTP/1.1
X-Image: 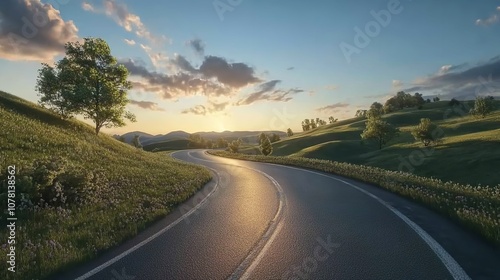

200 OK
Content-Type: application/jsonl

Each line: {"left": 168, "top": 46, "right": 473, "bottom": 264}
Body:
{"left": 241, "top": 101, "right": 500, "bottom": 186}
{"left": 0, "top": 91, "right": 211, "bottom": 279}
{"left": 208, "top": 150, "right": 500, "bottom": 247}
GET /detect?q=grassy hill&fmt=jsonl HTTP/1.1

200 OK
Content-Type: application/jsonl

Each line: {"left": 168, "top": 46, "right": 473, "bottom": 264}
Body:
{"left": 241, "top": 101, "right": 500, "bottom": 186}
{"left": 143, "top": 139, "right": 191, "bottom": 151}
{"left": 0, "top": 90, "right": 211, "bottom": 279}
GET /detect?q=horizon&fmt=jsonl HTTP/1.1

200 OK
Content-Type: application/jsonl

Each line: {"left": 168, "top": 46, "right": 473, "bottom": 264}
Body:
{"left": 1, "top": 0, "right": 500, "bottom": 135}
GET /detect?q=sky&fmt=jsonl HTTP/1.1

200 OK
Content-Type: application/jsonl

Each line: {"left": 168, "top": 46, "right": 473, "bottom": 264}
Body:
{"left": 1, "top": 0, "right": 500, "bottom": 135}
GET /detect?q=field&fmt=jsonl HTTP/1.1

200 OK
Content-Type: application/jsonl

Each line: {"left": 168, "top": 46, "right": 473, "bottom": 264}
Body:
{"left": 0, "top": 91, "right": 211, "bottom": 279}
{"left": 240, "top": 101, "right": 500, "bottom": 186}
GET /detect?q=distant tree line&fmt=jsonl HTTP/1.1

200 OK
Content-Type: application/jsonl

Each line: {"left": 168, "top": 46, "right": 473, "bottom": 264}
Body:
{"left": 301, "top": 116, "right": 337, "bottom": 131}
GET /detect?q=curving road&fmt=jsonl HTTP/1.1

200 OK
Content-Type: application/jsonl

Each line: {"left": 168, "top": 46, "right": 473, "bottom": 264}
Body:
{"left": 57, "top": 150, "right": 500, "bottom": 280}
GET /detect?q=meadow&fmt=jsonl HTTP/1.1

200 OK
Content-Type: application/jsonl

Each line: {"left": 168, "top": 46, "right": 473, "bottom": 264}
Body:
{"left": 0, "top": 91, "right": 211, "bottom": 279}
{"left": 240, "top": 101, "right": 500, "bottom": 186}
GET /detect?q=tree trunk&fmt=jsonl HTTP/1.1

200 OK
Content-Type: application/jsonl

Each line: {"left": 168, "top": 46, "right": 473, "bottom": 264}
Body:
{"left": 95, "top": 125, "right": 100, "bottom": 135}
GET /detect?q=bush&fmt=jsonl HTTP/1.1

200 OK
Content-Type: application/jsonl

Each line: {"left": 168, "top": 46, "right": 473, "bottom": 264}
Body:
{"left": 1, "top": 157, "right": 107, "bottom": 208}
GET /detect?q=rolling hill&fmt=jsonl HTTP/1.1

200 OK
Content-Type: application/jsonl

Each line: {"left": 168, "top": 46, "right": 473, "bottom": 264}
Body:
{"left": 0, "top": 90, "right": 211, "bottom": 279}
{"left": 241, "top": 100, "right": 500, "bottom": 186}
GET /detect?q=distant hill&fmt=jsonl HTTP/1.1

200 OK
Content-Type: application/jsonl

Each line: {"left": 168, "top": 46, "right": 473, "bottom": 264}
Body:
{"left": 118, "top": 129, "right": 287, "bottom": 146}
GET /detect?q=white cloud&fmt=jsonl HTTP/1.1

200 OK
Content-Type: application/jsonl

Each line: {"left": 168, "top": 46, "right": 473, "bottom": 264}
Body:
{"left": 124, "top": 39, "right": 136, "bottom": 45}
{"left": 475, "top": 6, "right": 500, "bottom": 26}
{"left": 392, "top": 80, "right": 403, "bottom": 89}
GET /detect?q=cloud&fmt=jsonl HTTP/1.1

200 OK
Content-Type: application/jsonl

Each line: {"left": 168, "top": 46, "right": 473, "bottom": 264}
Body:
{"left": 316, "top": 103, "right": 350, "bottom": 113}
{"left": 392, "top": 80, "right": 403, "bottom": 89}
{"left": 475, "top": 6, "right": 500, "bottom": 26}
{"left": 120, "top": 58, "right": 232, "bottom": 99}
{"left": 438, "top": 63, "right": 468, "bottom": 75}
{"left": 287, "top": 66, "right": 295, "bottom": 71}
{"left": 186, "top": 38, "right": 205, "bottom": 56}
{"left": 124, "top": 38, "right": 136, "bottom": 45}
{"left": 139, "top": 44, "right": 169, "bottom": 69}
{"left": 402, "top": 55, "right": 500, "bottom": 99}
{"left": 82, "top": 1, "right": 95, "bottom": 12}
{"left": 199, "top": 56, "right": 262, "bottom": 88}
{"left": 129, "top": 100, "right": 164, "bottom": 111}
{"left": 181, "top": 101, "right": 229, "bottom": 115}
{"left": 83, "top": 0, "right": 163, "bottom": 44}
{"left": 170, "top": 54, "right": 197, "bottom": 73}
{"left": 0, "top": 0, "right": 79, "bottom": 61}
{"left": 236, "top": 80, "right": 304, "bottom": 105}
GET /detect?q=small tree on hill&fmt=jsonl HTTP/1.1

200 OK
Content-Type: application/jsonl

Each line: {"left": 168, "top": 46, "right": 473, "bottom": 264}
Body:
{"left": 259, "top": 133, "right": 273, "bottom": 156}
{"left": 329, "top": 116, "right": 338, "bottom": 124}
{"left": 269, "top": 133, "right": 281, "bottom": 143}
{"left": 361, "top": 119, "right": 399, "bottom": 150}
{"left": 448, "top": 98, "right": 461, "bottom": 107}
{"left": 411, "top": 118, "right": 442, "bottom": 146}
{"left": 433, "top": 96, "right": 440, "bottom": 102}
{"left": 287, "top": 128, "right": 294, "bottom": 137}
{"left": 469, "top": 96, "right": 495, "bottom": 118}
{"left": 228, "top": 139, "right": 241, "bottom": 153}
{"left": 36, "top": 37, "right": 136, "bottom": 134}
{"left": 132, "top": 135, "right": 142, "bottom": 149}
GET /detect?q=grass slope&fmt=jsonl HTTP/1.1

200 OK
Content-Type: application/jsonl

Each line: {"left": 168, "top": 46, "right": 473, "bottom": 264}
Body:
{"left": 0, "top": 91, "right": 211, "bottom": 279}
{"left": 242, "top": 101, "right": 500, "bottom": 186}
{"left": 142, "top": 139, "right": 191, "bottom": 151}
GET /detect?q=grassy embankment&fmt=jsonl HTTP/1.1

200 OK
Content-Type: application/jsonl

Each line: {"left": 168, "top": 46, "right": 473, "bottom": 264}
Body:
{"left": 0, "top": 91, "right": 211, "bottom": 279}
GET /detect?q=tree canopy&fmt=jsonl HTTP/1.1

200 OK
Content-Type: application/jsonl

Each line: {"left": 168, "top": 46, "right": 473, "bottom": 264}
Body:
{"left": 36, "top": 37, "right": 136, "bottom": 134}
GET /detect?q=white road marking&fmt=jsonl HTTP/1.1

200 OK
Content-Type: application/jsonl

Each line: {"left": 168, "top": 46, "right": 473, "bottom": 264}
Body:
{"left": 74, "top": 151, "right": 221, "bottom": 280}
{"left": 184, "top": 151, "right": 287, "bottom": 280}
{"left": 221, "top": 156, "right": 471, "bottom": 280}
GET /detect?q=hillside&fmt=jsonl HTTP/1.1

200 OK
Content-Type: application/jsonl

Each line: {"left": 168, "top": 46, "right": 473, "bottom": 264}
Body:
{"left": 0, "top": 90, "right": 211, "bottom": 279}
{"left": 241, "top": 101, "right": 500, "bottom": 186}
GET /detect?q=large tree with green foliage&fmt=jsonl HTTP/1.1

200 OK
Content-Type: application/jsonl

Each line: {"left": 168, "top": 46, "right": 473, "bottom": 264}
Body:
{"left": 469, "top": 96, "right": 495, "bottom": 118}
{"left": 36, "top": 37, "right": 136, "bottom": 134}
{"left": 411, "top": 118, "right": 442, "bottom": 146}
{"left": 361, "top": 118, "right": 399, "bottom": 150}
{"left": 259, "top": 133, "right": 273, "bottom": 156}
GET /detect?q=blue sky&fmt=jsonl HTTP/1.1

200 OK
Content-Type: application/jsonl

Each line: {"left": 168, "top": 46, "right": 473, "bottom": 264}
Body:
{"left": 1, "top": 0, "right": 499, "bottom": 135}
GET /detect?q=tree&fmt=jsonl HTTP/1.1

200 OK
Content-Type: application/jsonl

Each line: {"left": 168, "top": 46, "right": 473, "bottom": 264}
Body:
{"left": 228, "top": 138, "right": 242, "bottom": 153}
{"left": 355, "top": 109, "right": 367, "bottom": 118}
{"left": 132, "top": 135, "right": 142, "bottom": 149}
{"left": 216, "top": 137, "right": 228, "bottom": 148}
{"left": 328, "top": 116, "right": 338, "bottom": 124}
{"left": 287, "top": 128, "right": 294, "bottom": 137}
{"left": 36, "top": 63, "right": 75, "bottom": 118}
{"left": 269, "top": 133, "right": 281, "bottom": 143}
{"left": 36, "top": 37, "right": 136, "bottom": 134}
{"left": 367, "top": 102, "right": 384, "bottom": 119}
{"left": 259, "top": 133, "right": 273, "bottom": 156}
{"left": 411, "top": 118, "right": 442, "bottom": 146}
{"left": 413, "top": 92, "right": 425, "bottom": 106}
{"left": 469, "top": 96, "right": 495, "bottom": 118}
{"left": 448, "top": 98, "right": 461, "bottom": 107}
{"left": 433, "top": 96, "right": 440, "bottom": 102}
{"left": 361, "top": 118, "right": 399, "bottom": 149}
{"left": 426, "top": 98, "right": 431, "bottom": 103}
{"left": 310, "top": 119, "right": 317, "bottom": 129}
{"left": 302, "top": 119, "right": 310, "bottom": 131}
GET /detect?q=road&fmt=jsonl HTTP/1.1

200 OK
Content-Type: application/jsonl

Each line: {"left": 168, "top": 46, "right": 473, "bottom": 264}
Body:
{"left": 58, "top": 150, "right": 500, "bottom": 280}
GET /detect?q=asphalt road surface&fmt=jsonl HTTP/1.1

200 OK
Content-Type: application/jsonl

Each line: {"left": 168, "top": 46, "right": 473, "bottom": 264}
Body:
{"left": 57, "top": 150, "right": 500, "bottom": 280}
